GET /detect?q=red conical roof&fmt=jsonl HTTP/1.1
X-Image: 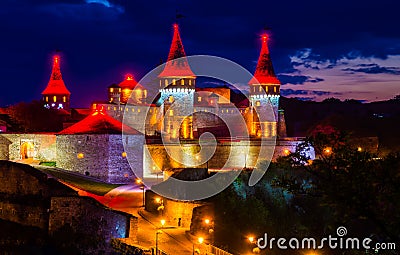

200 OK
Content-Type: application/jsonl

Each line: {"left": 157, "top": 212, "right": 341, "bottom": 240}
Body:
{"left": 158, "top": 24, "right": 195, "bottom": 77}
{"left": 42, "top": 55, "right": 71, "bottom": 95}
{"left": 58, "top": 109, "right": 141, "bottom": 135}
{"left": 248, "top": 34, "right": 280, "bottom": 85}
{"left": 119, "top": 73, "right": 144, "bottom": 90}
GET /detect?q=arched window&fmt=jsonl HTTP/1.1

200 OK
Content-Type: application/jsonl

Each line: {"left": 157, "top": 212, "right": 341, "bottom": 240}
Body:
{"left": 181, "top": 79, "right": 185, "bottom": 85}
{"left": 53, "top": 96, "right": 57, "bottom": 102}
{"left": 63, "top": 96, "right": 66, "bottom": 103}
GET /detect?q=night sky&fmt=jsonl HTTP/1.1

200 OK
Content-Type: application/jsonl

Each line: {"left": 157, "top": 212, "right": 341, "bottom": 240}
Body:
{"left": 1, "top": 0, "right": 400, "bottom": 107}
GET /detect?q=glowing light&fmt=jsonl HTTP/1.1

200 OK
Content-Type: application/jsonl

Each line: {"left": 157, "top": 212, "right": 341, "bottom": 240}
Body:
{"left": 248, "top": 236, "right": 255, "bottom": 243}
{"left": 135, "top": 178, "right": 142, "bottom": 185}
{"left": 323, "top": 147, "right": 332, "bottom": 154}
{"left": 155, "top": 197, "right": 161, "bottom": 203}
{"left": 204, "top": 218, "right": 210, "bottom": 224}
{"left": 284, "top": 149, "right": 290, "bottom": 155}
{"left": 77, "top": 153, "right": 84, "bottom": 159}
{"left": 125, "top": 74, "right": 134, "bottom": 80}
{"left": 357, "top": 147, "right": 362, "bottom": 152}
{"left": 122, "top": 152, "right": 127, "bottom": 158}
{"left": 160, "top": 219, "right": 166, "bottom": 226}
{"left": 198, "top": 237, "right": 204, "bottom": 244}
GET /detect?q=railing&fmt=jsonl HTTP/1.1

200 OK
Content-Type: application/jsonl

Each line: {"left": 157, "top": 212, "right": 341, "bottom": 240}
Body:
{"left": 207, "top": 245, "right": 233, "bottom": 255}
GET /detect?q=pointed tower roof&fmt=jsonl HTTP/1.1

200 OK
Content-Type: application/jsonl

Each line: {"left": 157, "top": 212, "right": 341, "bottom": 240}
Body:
{"left": 248, "top": 34, "right": 280, "bottom": 85}
{"left": 158, "top": 24, "right": 195, "bottom": 77}
{"left": 58, "top": 110, "right": 141, "bottom": 135}
{"left": 42, "top": 55, "right": 71, "bottom": 95}
{"left": 119, "top": 73, "right": 144, "bottom": 90}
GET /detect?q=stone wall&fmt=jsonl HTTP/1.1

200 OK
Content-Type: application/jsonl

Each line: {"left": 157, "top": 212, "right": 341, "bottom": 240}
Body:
{"left": 0, "top": 133, "right": 56, "bottom": 161}
{"left": 56, "top": 134, "right": 144, "bottom": 183}
{"left": 145, "top": 190, "right": 204, "bottom": 228}
{"left": 49, "top": 196, "right": 135, "bottom": 242}
{"left": 0, "top": 161, "right": 136, "bottom": 254}
{"left": 190, "top": 204, "right": 214, "bottom": 243}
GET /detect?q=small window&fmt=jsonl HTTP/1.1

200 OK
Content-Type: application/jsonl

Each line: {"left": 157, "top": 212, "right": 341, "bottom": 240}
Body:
{"left": 172, "top": 79, "right": 176, "bottom": 85}
{"left": 169, "top": 110, "right": 174, "bottom": 116}
{"left": 122, "top": 152, "right": 127, "bottom": 158}
{"left": 169, "top": 96, "right": 174, "bottom": 103}
{"left": 63, "top": 96, "right": 66, "bottom": 103}
{"left": 53, "top": 96, "right": 57, "bottom": 102}
{"left": 259, "top": 86, "right": 262, "bottom": 92}
{"left": 198, "top": 96, "right": 202, "bottom": 102}
{"left": 165, "top": 79, "right": 168, "bottom": 86}
{"left": 110, "top": 88, "right": 114, "bottom": 93}
{"left": 138, "top": 109, "right": 141, "bottom": 113}
{"left": 45, "top": 96, "right": 49, "bottom": 102}
{"left": 256, "top": 101, "right": 261, "bottom": 106}
{"left": 77, "top": 153, "right": 84, "bottom": 159}
{"left": 274, "top": 86, "right": 277, "bottom": 93}
{"left": 181, "top": 79, "right": 184, "bottom": 85}
{"left": 189, "top": 80, "right": 192, "bottom": 86}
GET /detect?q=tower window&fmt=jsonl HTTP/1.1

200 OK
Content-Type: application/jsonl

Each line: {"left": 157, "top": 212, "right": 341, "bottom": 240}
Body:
{"left": 110, "top": 88, "right": 114, "bottom": 93}
{"left": 189, "top": 80, "right": 192, "bottom": 86}
{"left": 53, "top": 96, "right": 57, "bottom": 102}
{"left": 45, "top": 96, "right": 49, "bottom": 102}
{"left": 63, "top": 96, "right": 66, "bottom": 103}
{"left": 172, "top": 79, "right": 176, "bottom": 85}
{"left": 274, "top": 86, "right": 277, "bottom": 93}
{"left": 259, "top": 86, "right": 262, "bottom": 92}
{"left": 198, "top": 96, "right": 202, "bottom": 102}
{"left": 181, "top": 79, "right": 184, "bottom": 85}
{"left": 165, "top": 79, "right": 168, "bottom": 86}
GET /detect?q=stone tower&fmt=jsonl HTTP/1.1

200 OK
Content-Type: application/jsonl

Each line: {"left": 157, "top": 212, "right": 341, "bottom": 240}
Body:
{"left": 42, "top": 55, "right": 71, "bottom": 111}
{"left": 248, "top": 33, "right": 281, "bottom": 138}
{"left": 158, "top": 23, "right": 196, "bottom": 140}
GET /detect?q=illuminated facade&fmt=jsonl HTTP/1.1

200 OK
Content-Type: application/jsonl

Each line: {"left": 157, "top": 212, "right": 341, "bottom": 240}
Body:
{"left": 41, "top": 55, "right": 71, "bottom": 111}
{"left": 95, "top": 24, "right": 283, "bottom": 140}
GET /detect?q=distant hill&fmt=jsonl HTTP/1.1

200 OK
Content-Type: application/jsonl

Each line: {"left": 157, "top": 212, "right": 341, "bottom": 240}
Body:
{"left": 280, "top": 97, "right": 400, "bottom": 153}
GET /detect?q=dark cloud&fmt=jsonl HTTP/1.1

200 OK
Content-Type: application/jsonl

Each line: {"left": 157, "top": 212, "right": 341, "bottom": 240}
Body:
{"left": 278, "top": 75, "right": 324, "bottom": 85}
{"left": 281, "top": 89, "right": 339, "bottom": 97}
{"left": 342, "top": 64, "right": 400, "bottom": 75}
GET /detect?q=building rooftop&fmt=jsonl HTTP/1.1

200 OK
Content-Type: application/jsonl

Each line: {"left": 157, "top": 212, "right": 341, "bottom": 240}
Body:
{"left": 58, "top": 110, "right": 142, "bottom": 135}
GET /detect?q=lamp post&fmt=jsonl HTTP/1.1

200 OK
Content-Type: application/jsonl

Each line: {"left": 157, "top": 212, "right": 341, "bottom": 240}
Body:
{"left": 155, "top": 230, "right": 162, "bottom": 255}
{"left": 193, "top": 237, "right": 204, "bottom": 255}
{"left": 136, "top": 178, "right": 145, "bottom": 207}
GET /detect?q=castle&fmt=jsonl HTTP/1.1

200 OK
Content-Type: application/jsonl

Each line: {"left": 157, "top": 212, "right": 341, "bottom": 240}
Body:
{"left": 0, "top": 24, "right": 313, "bottom": 184}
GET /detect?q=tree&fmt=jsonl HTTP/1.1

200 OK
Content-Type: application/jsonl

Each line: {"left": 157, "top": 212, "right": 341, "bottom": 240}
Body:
{"left": 278, "top": 126, "right": 400, "bottom": 245}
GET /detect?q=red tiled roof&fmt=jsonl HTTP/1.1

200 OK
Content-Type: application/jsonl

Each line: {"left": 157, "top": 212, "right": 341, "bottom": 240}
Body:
{"left": 119, "top": 73, "right": 144, "bottom": 90}
{"left": 58, "top": 111, "right": 141, "bottom": 135}
{"left": 158, "top": 24, "right": 195, "bottom": 78}
{"left": 42, "top": 55, "right": 71, "bottom": 95}
{"left": 248, "top": 34, "right": 280, "bottom": 85}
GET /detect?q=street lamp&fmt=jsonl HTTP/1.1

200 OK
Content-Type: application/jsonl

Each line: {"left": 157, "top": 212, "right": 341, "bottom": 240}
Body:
{"left": 193, "top": 237, "right": 204, "bottom": 255}
{"left": 160, "top": 219, "right": 166, "bottom": 228}
{"left": 155, "top": 230, "right": 162, "bottom": 255}
{"left": 136, "top": 178, "right": 145, "bottom": 207}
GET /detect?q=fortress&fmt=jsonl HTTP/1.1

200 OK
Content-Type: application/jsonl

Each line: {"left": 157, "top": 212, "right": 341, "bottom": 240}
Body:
{"left": 0, "top": 24, "right": 313, "bottom": 184}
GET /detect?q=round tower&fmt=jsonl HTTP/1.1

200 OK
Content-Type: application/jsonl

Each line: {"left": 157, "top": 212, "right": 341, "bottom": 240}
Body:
{"left": 158, "top": 23, "right": 196, "bottom": 140}
{"left": 248, "top": 33, "right": 281, "bottom": 138}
